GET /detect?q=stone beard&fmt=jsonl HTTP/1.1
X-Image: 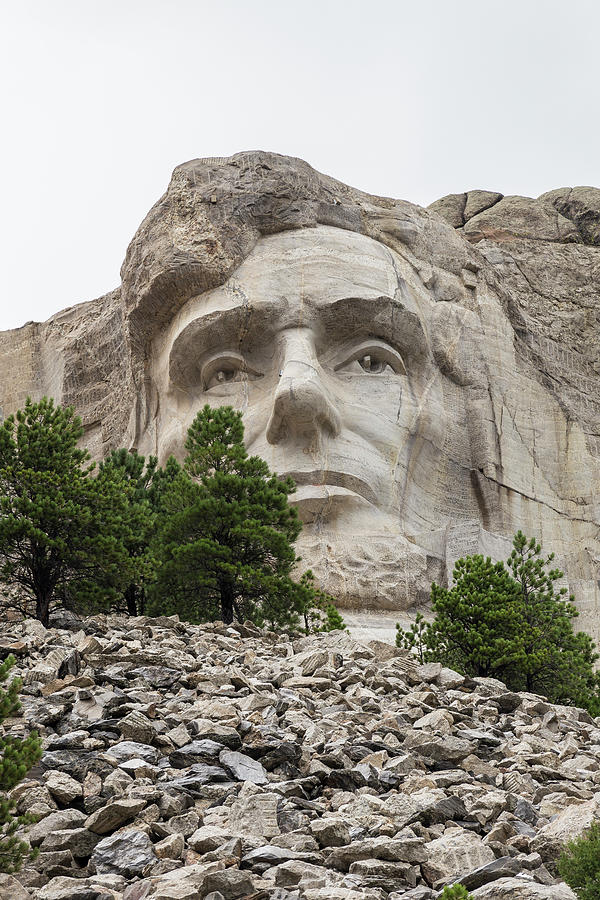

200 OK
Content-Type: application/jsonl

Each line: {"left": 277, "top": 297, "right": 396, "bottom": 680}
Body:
{"left": 0, "top": 152, "right": 598, "bottom": 637}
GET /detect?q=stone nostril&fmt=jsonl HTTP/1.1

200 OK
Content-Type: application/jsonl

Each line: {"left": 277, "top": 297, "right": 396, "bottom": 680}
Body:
{"left": 266, "top": 374, "right": 341, "bottom": 445}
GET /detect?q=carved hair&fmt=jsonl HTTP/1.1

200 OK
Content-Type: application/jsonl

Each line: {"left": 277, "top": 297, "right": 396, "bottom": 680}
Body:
{"left": 121, "top": 151, "right": 477, "bottom": 356}
{"left": 119, "top": 151, "right": 498, "bottom": 467}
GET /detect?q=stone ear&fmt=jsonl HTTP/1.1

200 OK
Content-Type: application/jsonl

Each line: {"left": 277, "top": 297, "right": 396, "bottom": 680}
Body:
{"left": 127, "top": 375, "right": 160, "bottom": 451}
{"left": 429, "top": 303, "right": 480, "bottom": 387}
{"left": 429, "top": 303, "right": 501, "bottom": 480}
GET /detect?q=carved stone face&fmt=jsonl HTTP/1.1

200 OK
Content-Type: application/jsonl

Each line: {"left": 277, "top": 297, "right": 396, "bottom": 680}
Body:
{"left": 148, "top": 225, "right": 479, "bottom": 607}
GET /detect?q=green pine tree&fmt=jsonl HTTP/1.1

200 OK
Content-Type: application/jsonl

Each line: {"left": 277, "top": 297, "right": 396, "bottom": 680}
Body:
{"left": 504, "top": 532, "right": 600, "bottom": 709}
{"left": 322, "top": 604, "right": 347, "bottom": 632}
{"left": 396, "top": 611, "right": 430, "bottom": 664}
{"left": 149, "top": 405, "right": 304, "bottom": 627}
{"left": 99, "top": 448, "right": 156, "bottom": 615}
{"left": 298, "top": 570, "right": 346, "bottom": 634}
{"left": 396, "top": 532, "right": 600, "bottom": 712}
{"left": 438, "top": 886, "right": 473, "bottom": 899}
{"left": 0, "top": 655, "right": 42, "bottom": 873}
{"left": 0, "top": 397, "right": 137, "bottom": 625}
{"left": 99, "top": 449, "right": 182, "bottom": 616}
{"left": 416, "top": 554, "right": 520, "bottom": 677}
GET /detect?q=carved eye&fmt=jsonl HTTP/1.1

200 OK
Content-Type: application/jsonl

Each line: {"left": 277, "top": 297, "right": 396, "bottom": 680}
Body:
{"left": 357, "top": 354, "right": 388, "bottom": 374}
{"left": 210, "top": 367, "right": 238, "bottom": 386}
{"left": 335, "top": 341, "right": 406, "bottom": 377}
{"left": 201, "top": 353, "right": 263, "bottom": 390}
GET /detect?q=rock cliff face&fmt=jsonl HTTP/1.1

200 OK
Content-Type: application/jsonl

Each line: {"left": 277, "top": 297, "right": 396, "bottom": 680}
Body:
{"left": 0, "top": 154, "right": 598, "bottom": 639}
{"left": 0, "top": 612, "right": 594, "bottom": 898}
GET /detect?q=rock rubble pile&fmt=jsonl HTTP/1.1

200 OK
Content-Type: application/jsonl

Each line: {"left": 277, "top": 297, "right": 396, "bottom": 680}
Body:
{"left": 0, "top": 613, "right": 597, "bottom": 899}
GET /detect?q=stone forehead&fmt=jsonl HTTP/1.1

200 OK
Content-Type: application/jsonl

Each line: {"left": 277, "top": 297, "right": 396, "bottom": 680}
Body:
{"left": 164, "top": 225, "right": 416, "bottom": 356}
{"left": 220, "top": 226, "right": 399, "bottom": 301}
{"left": 246, "top": 225, "right": 395, "bottom": 264}
{"left": 121, "top": 150, "right": 470, "bottom": 351}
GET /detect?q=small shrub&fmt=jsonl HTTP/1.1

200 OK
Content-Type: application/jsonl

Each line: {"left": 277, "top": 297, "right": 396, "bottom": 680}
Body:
{"left": 438, "top": 885, "right": 473, "bottom": 899}
{"left": 321, "top": 603, "right": 347, "bottom": 632}
{"left": 298, "top": 570, "right": 346, "bottom": 634}
{"left": 0, "top": 655, "right": 42, "bottom": 873}
{"left": 558, "top": 821, "right": 600, "bottom": 900}
{"left": 396, "top": 611, "right": 429, "bottom": 663}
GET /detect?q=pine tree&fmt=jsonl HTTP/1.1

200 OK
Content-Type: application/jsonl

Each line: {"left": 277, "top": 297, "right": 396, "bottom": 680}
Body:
{"left": 149, "top": 405, "right": 304, "bottom": 627}
{"left": 298, "top": 570, "right": 346, "bottom": 634}
{"left": 396, "top": 532, "right": 600, "bottom": 712}
{"left": 558, "top": 822, "right": 600, "bottom": 900}
{"left": 396, "top": 611, "right": 430, "bottom": 663}
{"left": 414, "top": 554, "right": 521, "bottom": 678}
{"left": 0, "top": 397, "right": 136, "bottom": 625}
{"left": 0, "top": 655, "right": 42, "bottom": 873}
{"left": 438, "top": 887, "right": 473, "bottom": 899}
{"left": 98, "top": 450, "right": 182, "bottom": 616}
{"left": 322, "top": 604, "right": 347, "bottom": 633}
{"left": 504, "top": 532, "right": 600, "bottom": 709}
{"left": 99, "top": 449, "right": 156, "bottom": 615}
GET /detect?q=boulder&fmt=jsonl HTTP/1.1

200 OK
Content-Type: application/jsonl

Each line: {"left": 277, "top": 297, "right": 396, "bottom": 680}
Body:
{"left": 44, "top": 771, "right": 83, "bottom": 804}
{"left": 28, "top": 809, "right": 87, "bottom": 847}
{"left": 421, "top": 827, "right": 495, "bottom": 888}
{"left": 35, "top": 879, "right": 100, "bottom": 900}
{"left": 0, "top": 874, "right": 32, "bottom": 900}
{"left": 531, "top": 795, "right": 600, "bottom": 865}
{"left": 85, "top": 797, "right": 147, "bottom": 834}
{"left": 91, "top": 828, "right": 156, "bottom": 876}
{"left": 470, "top": 878, "right": 577, "bottom": 898}
{"left": 218, "top": 750, "right": 268, "bottom": 784}
{"left": 309, "top": 817, "right": 351, "bottom": 847}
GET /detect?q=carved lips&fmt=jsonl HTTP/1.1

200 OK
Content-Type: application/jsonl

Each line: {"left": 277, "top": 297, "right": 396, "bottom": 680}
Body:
{"left": 281, "top": 469, "right": 378, "bottom": 508}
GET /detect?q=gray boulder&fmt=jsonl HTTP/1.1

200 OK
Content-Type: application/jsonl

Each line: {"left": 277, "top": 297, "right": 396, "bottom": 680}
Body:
{"left": 91, "top": 828, "right": 156, "bottom": 876}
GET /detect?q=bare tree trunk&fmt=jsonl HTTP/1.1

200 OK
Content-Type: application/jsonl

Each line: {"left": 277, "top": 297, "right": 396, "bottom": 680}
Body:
{"left": 125, "top": 584, "right": 137, "bottom": 616}
{"left": 36, "top": 592, "right": 51, "bottom": 627}
{"left": 220, "top": 579, "right": 234, "bottom": 624}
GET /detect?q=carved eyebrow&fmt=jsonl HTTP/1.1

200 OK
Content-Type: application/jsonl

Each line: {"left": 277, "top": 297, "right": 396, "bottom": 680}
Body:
{"left": 168, "top": 295, "right": 428, "bottom": 385}
{"left": 319, "top": 296, "right": 428, "bottom": 361}
{"left": 169, "top": 304, "right": 277, "bottom": 385}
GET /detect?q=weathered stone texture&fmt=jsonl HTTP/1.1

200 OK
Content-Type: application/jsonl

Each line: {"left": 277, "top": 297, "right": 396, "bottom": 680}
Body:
{"left": 0, "top": 152, "right": 598, "bottom": 640}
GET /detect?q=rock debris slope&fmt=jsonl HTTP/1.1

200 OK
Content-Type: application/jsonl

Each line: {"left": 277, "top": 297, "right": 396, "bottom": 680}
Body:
{"left": 1, "top": 614, "right": 597, "bottom": 898}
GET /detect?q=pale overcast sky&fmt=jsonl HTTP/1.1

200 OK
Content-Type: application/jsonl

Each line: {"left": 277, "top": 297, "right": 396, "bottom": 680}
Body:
{"left": 1, "top": 0, "right": 598, "bottom": 331}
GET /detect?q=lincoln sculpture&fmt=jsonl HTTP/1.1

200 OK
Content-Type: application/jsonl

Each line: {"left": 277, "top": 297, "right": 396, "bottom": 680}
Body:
{"left": 0, "top": 153, "right": 598, "bottom": 636}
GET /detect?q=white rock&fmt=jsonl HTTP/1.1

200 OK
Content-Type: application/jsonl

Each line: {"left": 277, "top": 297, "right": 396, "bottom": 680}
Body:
{"left": 44, "top": 771, "right": 82, "bottom": 804}
{"left": 532, "top": 794, "right": 600, "bottom": 863}
{"left": 218, "top": 749, "right": 268, "bottom": 784}
{"left": 91, "top": 828, "right": 156, "bottom": 875}
{"left": 421, "top": 826, "right": 496, "bottom": 888}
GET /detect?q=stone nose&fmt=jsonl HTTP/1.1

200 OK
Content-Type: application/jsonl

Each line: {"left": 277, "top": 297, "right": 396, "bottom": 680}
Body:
{"left": 266, "top": 331, "right": 341, "bottom": 445}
